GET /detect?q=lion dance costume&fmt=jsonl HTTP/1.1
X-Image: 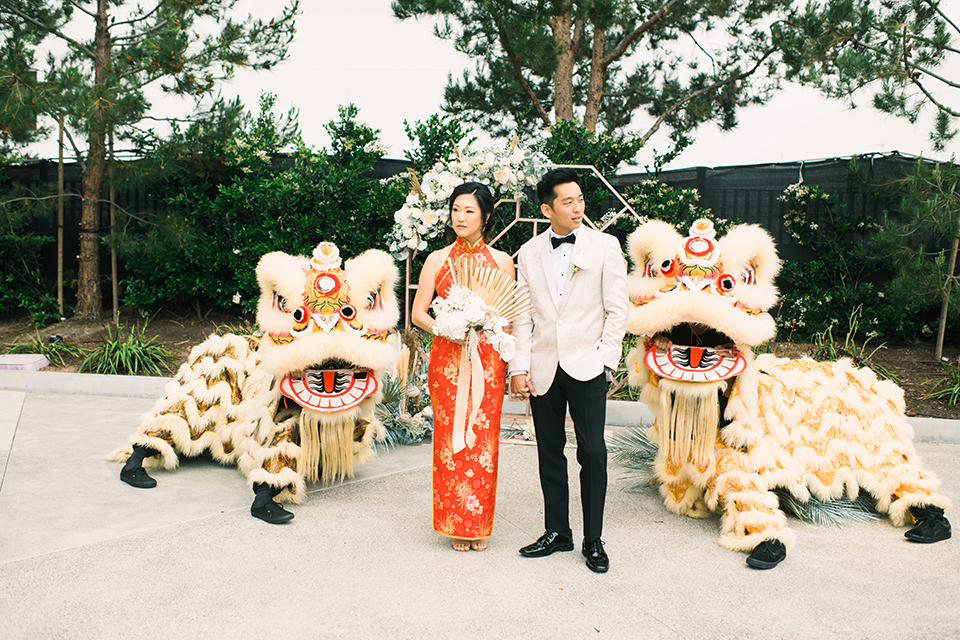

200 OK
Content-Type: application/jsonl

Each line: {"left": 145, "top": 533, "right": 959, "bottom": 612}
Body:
{"left": 112, "top": 242, "right": 399, "bottom": 523}
{"left": 624, "top": 219, "right": 951, "bottom": 568}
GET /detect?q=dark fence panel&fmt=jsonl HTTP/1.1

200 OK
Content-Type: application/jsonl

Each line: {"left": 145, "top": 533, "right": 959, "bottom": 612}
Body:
{"left": 4, "top": 160, "right": 168, "bottom": 306}
{"left": 608, "top": 153, "right": 919, "bottom": 263}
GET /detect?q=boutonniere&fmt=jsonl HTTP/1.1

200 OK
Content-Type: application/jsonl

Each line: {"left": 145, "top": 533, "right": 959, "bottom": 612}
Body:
{"left": 571, "top": 251, "right": 591, "bottom": 277}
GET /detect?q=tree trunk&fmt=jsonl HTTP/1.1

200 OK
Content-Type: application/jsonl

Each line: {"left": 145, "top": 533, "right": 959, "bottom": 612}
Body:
{"left": 75, "top": 0, "right": 111, "bottom": 320}
{"left": 582, "top": 26, "right": 607, "bottom": 132}
{"left": 550, "top": 5, "right": 578, "bottom": 123}
{"left": 76, "top": 134, "right": 105, "bottom": 320}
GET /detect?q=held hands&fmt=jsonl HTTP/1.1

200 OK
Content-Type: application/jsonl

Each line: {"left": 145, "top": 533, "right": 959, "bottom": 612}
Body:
{"left": 510, "top": 374, "right": 534, "bottom": 400}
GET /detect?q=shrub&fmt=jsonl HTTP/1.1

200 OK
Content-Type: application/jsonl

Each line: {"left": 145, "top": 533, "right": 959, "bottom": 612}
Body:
{"left": 617, "top": 178, "right": 736, "bottom": 241}
{"left": 114, "top": 96, "right": 407, "bottom": 316}
{"left": 775, "top": 169, "right": 960, "bottom": 345}
{"left": 775, "top": 183, "right": 885, "bottom": 341}
{"left": 0, "top": 157, "right": 59, "bottom": 325}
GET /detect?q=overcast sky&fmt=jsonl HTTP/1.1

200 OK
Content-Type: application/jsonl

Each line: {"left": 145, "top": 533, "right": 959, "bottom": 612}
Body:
{"left": 25, "top": 0, "right": 959, "bottom": 170}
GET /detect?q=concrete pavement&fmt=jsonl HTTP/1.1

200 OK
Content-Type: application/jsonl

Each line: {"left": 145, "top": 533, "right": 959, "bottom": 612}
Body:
{"left": 1, "top": 373, "right": 959, "bottom": 640}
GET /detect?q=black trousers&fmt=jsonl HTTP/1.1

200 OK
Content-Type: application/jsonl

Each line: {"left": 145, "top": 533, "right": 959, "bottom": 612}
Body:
{"left": 529, "top": 366, "right": 608, "bottom": 544}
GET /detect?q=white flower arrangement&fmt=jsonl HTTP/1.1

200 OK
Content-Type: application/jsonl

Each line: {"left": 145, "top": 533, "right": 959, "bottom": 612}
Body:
{"left": 430, "top": 285, "right": 516, "bottom": 362}
{"left": 387, "top": 137, "right": 549, "bottom": 259}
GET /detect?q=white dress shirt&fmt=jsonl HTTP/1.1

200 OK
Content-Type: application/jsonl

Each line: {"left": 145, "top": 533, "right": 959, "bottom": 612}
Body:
{"left": 549, "top": 229, "right": 577, "bottom": 300}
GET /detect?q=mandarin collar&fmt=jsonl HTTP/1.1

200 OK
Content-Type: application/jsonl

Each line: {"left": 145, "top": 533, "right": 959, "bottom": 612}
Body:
{"left": 455, "top": 235, "right": 486, "bottom": 254}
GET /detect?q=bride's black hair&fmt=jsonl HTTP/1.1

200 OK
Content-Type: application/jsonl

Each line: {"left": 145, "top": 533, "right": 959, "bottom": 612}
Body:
{"left": 447, "top": 181, "right": 495, "bottom": 242}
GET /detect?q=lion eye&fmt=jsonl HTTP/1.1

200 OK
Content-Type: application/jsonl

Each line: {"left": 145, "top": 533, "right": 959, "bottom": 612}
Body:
{"left": 660, "top": 259, "right": 679, "bottom": 278}
{"left": 717, "top": 274, "right": 736, "bottom": 292}
{"left": 290, "top": 306, "right": 311, "bottom": 337}
{"left": 273, "top": 292, "right": 288, "bottom": 312}
{"left": 366, "top": 290, "right": 381, "bottom": 311}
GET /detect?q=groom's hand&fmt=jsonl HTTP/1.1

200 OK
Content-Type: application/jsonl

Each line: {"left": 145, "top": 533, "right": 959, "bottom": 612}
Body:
{"left": 510, "top": 374, "right": 534, "bottom": 399}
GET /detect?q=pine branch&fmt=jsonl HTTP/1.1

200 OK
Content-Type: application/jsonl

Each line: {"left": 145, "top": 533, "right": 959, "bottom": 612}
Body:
{"left": 909, "top": 78, "right": 959, "bottom": 117}
{"left": 109, "top": 3, "right": 163, "bottom": 28}
{"left": 0, "top": 4, "right": 95, "bottom": 59}
{"left": 909, "top": 63, "right": 960, "bottom": 92}
{"left": 496, "top": 11, "right": 552, "bottom": 127}
{"left": 685, "top": 28, "right": 719, "bottom": 75}
{"left": 926, "top": 0, "right": 960, "bottom": 36}
{"left": 112, "top": 18, "right": 172, "bottom": 42}
{"left": 636, "top": 50, "right": 774, "bottom": 146}
{"left": 601, "top": 0, "right": 685, "bottom": 68}
{"left": 61, "top": 122, "right": 87, "bottom": 171}
{"left": 66, "top": 0, "right": 97, "bottom": 19}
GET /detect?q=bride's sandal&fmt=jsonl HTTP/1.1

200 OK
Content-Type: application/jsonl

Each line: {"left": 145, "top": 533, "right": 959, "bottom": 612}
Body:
{"left": 452, "top": 538, "right": 471, "bottom": 552}
{"left": 470, "top": 539, "right": 488, "bottom": 551}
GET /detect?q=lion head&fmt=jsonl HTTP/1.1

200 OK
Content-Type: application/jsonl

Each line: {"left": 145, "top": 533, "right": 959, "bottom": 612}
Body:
{"left": 626, "top": 218, "right": 780, "bottom": 386}
{"left": 254, "top": 242, "right": 400, "bottom": 416}
{"left": 624, "top": 218, "right": 781, "bottom": 467}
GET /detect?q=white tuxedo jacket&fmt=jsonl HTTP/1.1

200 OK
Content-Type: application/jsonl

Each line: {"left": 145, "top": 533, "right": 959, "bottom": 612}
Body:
{"left": 510, "top": 226, "right": 629, "bottom": 394}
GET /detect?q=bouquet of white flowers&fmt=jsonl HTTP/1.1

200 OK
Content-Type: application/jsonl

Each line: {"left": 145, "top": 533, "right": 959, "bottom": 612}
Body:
{"left": 431, "top": 285, "right": 516, "bottom": 361}
{"left": 429, "top": 256, "right": 532, "bottom": 362}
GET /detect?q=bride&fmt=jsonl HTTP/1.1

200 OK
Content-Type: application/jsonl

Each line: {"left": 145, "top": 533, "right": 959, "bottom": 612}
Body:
{"left": 411, "top": 181, "right": 515, "bottom": 552}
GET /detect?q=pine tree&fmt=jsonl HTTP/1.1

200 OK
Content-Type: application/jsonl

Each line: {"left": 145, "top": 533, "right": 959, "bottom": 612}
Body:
{"left": 776, "top": 0, "right": 958, "bottom": 152}
{"left": 0, "top": 0, "right": 298, "bottom": 319}
{"left": 857, "top": 159, "right": 960, "bottom": 356}
{"left": 392, "top": 0, "right": 794, "bottom": 143}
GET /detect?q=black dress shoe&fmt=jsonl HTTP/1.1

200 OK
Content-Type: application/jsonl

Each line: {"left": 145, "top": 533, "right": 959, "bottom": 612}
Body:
{"left": 905, "top": 506, "right": 951, "bottom": 543}
{"left": 582, "top": 539, "right": 609, "bottom": 573}
{"left": 251, "top": 499, "right": 295, "bottom": 524}
{"left": 746, "top": 539, "right": 786, "bottom": 569}
{"left": 519, "top": 531, "right": 574, "bottom": 557}
{"left": 120, "top": 466, "right": 157, "bottom": 489}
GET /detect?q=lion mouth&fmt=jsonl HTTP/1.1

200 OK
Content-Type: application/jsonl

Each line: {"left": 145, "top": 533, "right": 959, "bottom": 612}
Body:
{"left": 279, "top": 359, "right": 379, "bottom": 412}
{"left": 646, "top": 323, "right": 745, "bottom": 382}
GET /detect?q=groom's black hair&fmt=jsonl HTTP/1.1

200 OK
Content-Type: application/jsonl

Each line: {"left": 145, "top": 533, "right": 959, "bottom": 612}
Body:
{"left": 537, "top": 167, "right": 582, "bottom": 207}
{"left": 447, "top": 181, "right": 495, "bottom": 241}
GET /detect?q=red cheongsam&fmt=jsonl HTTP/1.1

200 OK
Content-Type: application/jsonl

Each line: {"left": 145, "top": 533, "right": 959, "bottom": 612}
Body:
{"left": 429, "top": 237, "right": 507, "bottom": 540}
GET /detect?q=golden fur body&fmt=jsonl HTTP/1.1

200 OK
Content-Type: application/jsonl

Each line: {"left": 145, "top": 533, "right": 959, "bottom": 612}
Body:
{"left": 112, "top": 244, "right": 400, "bottom": 503}
{"left": 625, "top": 219, "right": 950, "bottom": 553}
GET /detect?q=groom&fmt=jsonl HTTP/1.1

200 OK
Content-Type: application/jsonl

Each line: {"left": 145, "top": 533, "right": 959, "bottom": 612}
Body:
{"left": 509, "top": 168, "right": 628, "bottom": 573}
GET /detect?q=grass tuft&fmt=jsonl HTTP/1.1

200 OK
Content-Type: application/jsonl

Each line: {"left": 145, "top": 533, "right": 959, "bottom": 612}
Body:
{"left": 80, "top": 322, "right": 174, "bottom": 376}
{"left": 925, "top": 361, "right": 960, "bottom": 406}
{"left": 4, "top": 330, "right": 85, "bottom": 367}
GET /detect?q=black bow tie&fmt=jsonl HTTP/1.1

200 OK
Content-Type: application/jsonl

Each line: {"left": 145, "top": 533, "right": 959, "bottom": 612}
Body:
{"left": 551, "top": 234, "right": 575, "bottom": 249}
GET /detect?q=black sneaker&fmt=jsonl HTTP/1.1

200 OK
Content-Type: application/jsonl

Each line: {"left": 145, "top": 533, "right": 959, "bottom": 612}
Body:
{"left": 120, "top": 466, "right": 157, "bottom": 489}
{"left": 251, "top": 499, "right": 295, "bottom": 524}
{"left": 746, "top": 539, "right": 786, "bottom": 569}
{"left": 905, "top": 506, "right": 951, "bottom": 543}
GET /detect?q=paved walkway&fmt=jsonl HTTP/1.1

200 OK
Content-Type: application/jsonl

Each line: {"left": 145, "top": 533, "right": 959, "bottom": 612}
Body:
{"left": 1, "top": 372, "right": 959, "bottom": 639}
